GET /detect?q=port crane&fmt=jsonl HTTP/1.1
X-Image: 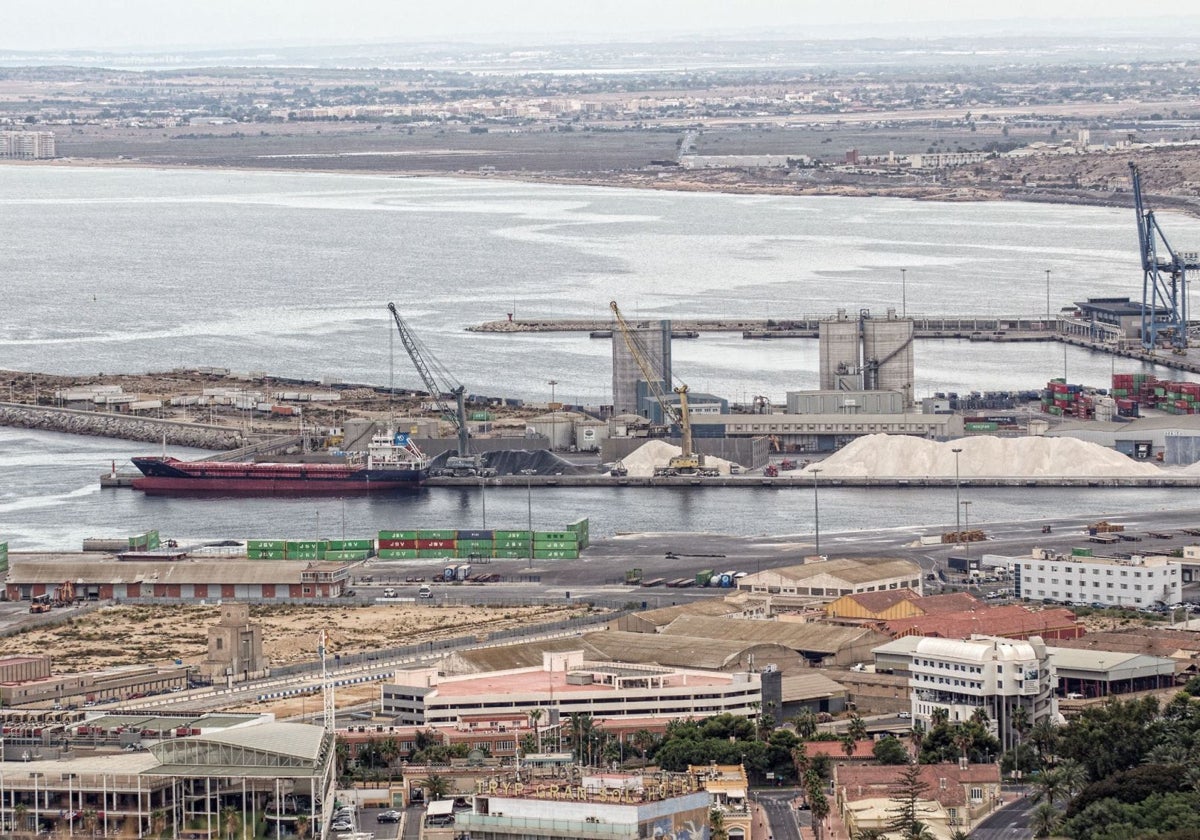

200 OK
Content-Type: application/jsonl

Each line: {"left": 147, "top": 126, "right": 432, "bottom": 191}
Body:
{"left": 609, "top": 300, "right": 717, "bottom": 477}
{"left": 387, "top": 302, "right": 494, "bottom": 477}
{"left": 1130, "top": 163, "right": 1200, "bottom": 353}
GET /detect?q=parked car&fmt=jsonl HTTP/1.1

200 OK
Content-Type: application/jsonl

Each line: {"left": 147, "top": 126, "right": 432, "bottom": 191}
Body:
{"left": 382, "top": 588, "right": 397, "bottom": 598}
{"left": 377, "top": 811, "right": 402, "bottom": 823}
{"left": 331, "top": 820, "right": 354, "bottom": 832}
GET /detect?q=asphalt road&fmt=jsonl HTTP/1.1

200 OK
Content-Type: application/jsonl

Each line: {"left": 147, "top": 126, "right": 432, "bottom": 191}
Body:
{"left": 971, "top": 790, "right": 1037, "bottom": 840}
{"left": 756, "top": 790, "right": 807, "bottom": 840}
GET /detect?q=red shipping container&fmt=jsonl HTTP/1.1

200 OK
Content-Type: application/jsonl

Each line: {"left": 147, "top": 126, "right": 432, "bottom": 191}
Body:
{"left": 417, "top": 539, "right": 456, "bottom": 549}
{"left": 378, "top": 539, "right": 418, "bottom": 549}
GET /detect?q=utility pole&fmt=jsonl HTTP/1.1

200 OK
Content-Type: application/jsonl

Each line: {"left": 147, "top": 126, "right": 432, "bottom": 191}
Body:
{"left": 812, "top": 468, "right": 823, "bottom": 558}
{"left": 952, "top": 447, "right": 963, "bottom": 536}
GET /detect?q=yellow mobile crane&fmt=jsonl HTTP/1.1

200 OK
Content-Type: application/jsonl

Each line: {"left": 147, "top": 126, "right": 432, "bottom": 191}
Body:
{"left": 609, "top": 300, "right": 718, "bottom": 477}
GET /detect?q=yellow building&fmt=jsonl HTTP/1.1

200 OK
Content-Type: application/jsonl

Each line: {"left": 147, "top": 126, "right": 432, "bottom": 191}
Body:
{"left": 690, "top": 764, "right": 752, "bottom": 840}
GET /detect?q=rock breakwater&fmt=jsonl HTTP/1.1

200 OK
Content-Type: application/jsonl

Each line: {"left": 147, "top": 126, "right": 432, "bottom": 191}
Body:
{"left": 0, "top": 403, "right": 240, "bottom": 450}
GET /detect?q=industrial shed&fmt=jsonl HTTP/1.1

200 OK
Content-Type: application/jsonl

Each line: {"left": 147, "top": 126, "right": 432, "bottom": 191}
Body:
{"left": 659, "top": 615, "right": 890, "bottom": 667}
{"left": 1047, "top": 646, "right": 1180, "bottom": 698}
{"left": 5, "top": 556, "right": 351, "bottom": 601}
{"left": 608, "top": 597, "right": 766, "bottom": 634}
{"left": 736, "top": 557, "right": 923, "bottom": 600}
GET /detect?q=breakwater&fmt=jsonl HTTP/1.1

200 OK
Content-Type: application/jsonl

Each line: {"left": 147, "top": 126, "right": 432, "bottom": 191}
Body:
{"left": 0, "top": 403, "right": 242, "bottom": 449}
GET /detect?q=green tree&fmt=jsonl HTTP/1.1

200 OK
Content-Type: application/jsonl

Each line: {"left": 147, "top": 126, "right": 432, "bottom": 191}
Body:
{"left": 417, "top": 773, "right": 452, "bottom": 801}
{"left": 873, "top": 736, "right": 909, "bottom": 765}
{"left": 295, "top": 815, "right": 311, "bottom": 840}
{"left": 377, "top": 736, "right": 401, "bottom": 771}
{"left": 841, "top": 735, "right": 856, "bottom": 758}
{"left": 1030, "top": 801, "right": 1058, "bottom": 838}
{"left": 150, "top": 809, "right": 168, "bottom": 839}
{"left": 848, "top": 713, "right": 869, "bottom": 742}
{"left": 14, "top": 803, "right": 29, "bottom": 834}
{"left": 790, "top": 709, "right": 818, "bottom": 739}
{"left": 1033, "top": 767, "right": 1065, "bottom": 807}
{"left": 806, "top": 771, "right": 830, "bottom": 840}
{"left": 631, "top": 728, "right": 658, "bottom": 765}
{"left": 82, "top": 808, "right": 99, "bottom": 839}
{"left": 886, "top": 762, "right": 933, "bottom": 839}
{"left": 709, "top": 808, "right": 729, "bottom": 840}
{"left": 527, "top": 708, "right": 544, "bottom": 752}
{"left": 221, "top": 806, "right": 242, "bottom": 840}
{"left": 930, "top": 707, "right": 950, "bottom": 728}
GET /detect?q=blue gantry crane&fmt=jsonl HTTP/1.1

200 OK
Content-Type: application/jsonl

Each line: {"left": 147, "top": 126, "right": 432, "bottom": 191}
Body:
{"left": 1130, "top": 162, "right": 1200, "bottom": 353}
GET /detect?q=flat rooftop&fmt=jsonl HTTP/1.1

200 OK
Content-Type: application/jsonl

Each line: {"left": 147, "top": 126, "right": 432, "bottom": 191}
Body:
{"left": 431, "top": 667, "right": 733, "bottom": 698}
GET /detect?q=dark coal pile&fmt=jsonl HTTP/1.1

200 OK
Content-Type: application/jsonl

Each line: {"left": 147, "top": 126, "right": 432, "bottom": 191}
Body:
{"left": 429, "top": 449, "right": 596, "bottom": 476}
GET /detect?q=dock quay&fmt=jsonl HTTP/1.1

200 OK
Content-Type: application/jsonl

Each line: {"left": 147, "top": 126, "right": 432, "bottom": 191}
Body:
{"left": 468, "top": 315, "right": 1060, "bottom": 339}
{"left": 99, "top": 472, "right": 1200, "bottom": 489}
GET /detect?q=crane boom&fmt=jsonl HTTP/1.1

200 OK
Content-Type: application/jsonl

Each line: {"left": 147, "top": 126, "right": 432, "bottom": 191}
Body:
{"left": 1130, "top": 163, "right": 1198, "bottom": 352}
{"left": 609, "top": 300, "right": 713, "bottom": 476}
{"left": 387, "top": 302, "right": 469, "bottom": 456}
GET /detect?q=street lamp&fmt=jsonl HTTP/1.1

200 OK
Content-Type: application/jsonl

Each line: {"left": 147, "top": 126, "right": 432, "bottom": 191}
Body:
{"left": 527, "top": 474, "right": 534, "bottom": 569}
{"left": 900, "top": 268, "right": 907, "bottom": 317}
{"left": 1045, "top": 269, "right": 1052, "bottom": 323}
{"left": 548, "top": 379, "right": 559, "bottom": 452}
{"left": 811, "top": 468, "right": 823, "bottom": 558}
{"left": 952, "top": 447, "right": 963, "bottom": 537}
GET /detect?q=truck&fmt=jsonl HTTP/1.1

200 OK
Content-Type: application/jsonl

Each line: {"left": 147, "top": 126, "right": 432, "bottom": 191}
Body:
{"left": 610, "top": 461, "right": 628, "bottom": 477}
{"left": 417, "top": 584, "right": 433, "bottom": 599}
{"left": 763, "top": 464, "right": 779, "bottom": 477}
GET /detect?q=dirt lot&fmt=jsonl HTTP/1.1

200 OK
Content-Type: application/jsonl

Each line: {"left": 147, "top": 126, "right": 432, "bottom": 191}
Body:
{"left": 3, "top": 602, "right": 584, "bottom": 672}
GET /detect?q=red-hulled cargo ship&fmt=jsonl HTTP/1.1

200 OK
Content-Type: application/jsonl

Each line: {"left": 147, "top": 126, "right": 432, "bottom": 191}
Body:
{"left": 131, "top": 430, "right": 430, "bottom": 495}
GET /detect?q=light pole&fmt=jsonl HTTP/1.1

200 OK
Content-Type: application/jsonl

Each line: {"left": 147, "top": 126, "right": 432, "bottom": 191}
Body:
{"left": 1045, "top": 269, "right": 1052, "bottom": 323}
{"left": 481, "top": 476, "right": 487, "bottom": 528}
{"left": 527, "top": 474, "right": 534, "bottom": 569}
{"left": 548, "top": 379, "right": 559, "bottom": 452}
{"left": 811, "top": 468, "right": 822, "bottom": 558}
{"left": 900, "top": 268, "right": 907, "bottom": 317}
{"left": 952, "top": 447, "right": 963, "bottom": 537}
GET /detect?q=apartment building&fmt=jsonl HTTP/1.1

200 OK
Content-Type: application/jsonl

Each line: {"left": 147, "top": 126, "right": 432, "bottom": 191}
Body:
{"left": 1013, "top": 549, "right": 1182, "bottom": 609}
{"left": 1, "top": 131, "right": 56, "bottom": 158}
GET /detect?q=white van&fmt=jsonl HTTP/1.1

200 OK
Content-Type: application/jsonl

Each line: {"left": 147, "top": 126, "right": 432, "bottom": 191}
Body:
{"left": 418, "top": 584, "right": 433, "bottom": 599}
{"left": 382, "top": 587, "right": 397, "bottom": 598}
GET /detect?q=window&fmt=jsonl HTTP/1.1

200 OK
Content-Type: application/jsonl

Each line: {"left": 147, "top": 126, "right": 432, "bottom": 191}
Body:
{"left": 970, "top": 787, "right": 984, "bottom": 801}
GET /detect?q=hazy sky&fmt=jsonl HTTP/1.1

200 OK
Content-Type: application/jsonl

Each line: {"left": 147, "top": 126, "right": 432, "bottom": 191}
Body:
{"left": 4, "top": 0, "right": 1199, "bottom": 51}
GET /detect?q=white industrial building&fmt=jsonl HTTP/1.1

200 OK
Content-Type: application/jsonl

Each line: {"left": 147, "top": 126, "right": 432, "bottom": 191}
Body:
{"left": 1012, "top": 549, "right": 1182, "bottom": 609}
{"left": 381, "top": 650, "right": 762, "bottom": 726}
{"left": 735, "top": 557, "right": 923, "bottom": 600}
{"left": 819, "top": 309, "right": 914, "bottom": 406}
{"left": 1048, "top": 415, "right": 1200, "bottom": 465}
{"left": 785, "top": 390, "right": 907, "bottom": 415}
{"left": 880, "top": 635, "right": 1057, "bottom": 750}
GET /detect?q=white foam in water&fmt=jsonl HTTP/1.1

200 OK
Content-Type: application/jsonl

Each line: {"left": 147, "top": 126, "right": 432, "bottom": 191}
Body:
{"left": 804, "top": 434, "right": 1164, "bottom": 478}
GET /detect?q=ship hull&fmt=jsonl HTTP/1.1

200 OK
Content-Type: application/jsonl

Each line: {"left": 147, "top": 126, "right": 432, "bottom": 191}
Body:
{"left": 131, "top": 457, "right": 427, "bottom": 496}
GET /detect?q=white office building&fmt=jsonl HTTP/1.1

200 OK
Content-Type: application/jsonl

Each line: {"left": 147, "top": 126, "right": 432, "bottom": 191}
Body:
{"left": 1013, "top": 550, "right": 1182, "bottom": 609}
{"left": 907, "top": 635, "right": 1056, "bottom": 750}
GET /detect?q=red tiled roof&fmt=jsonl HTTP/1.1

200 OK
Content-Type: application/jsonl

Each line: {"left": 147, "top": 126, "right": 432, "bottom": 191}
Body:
{"left": 910, "top": 592, "right": 984, "bottom": 614}
{"left": 884, "top": 604, "right": 1079, "bottom": 640}
{"left": 803, "top": 739, "right": 908, "bottom": 761}
{"left": 835, "top": 763, "right": 1000, "bottom": 807}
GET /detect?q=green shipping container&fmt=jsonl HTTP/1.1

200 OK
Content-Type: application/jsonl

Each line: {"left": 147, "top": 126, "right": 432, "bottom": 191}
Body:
{"left": 534, "top": 531, "right": 578, "bottom": 542}
{"left": 287, "top": 550, "right": 325, "bottom": 560}
{"left": 328, "top": 539, "right": 374, "bottom": 551}
{"left": 1071, "top": 548, "right": 1094, "bottom": 557}
{"left": 418, "top": 548, "right": 456, "bottom": 559}
{"left": 146, "top": 530, "right": 161, "bottom": 550}
{"left": 248, "top": 539, "right": 286, "bottom": 551}
{"left": 534, "top": 540, "right": 579, "bottom": 551}
{"left": 285, "top": 540, "right": 328, "bottom": 551}
{"left": 377, "top": 548, "right": 420, "bottom": 560}
{"left": 493, "top": 539, "right": 532, "bottom": 550}
{"left": 964, "top": 422, "right": 998, "bottom": 432}
{"left": 534, "top": 549, "right": 580, "bottom": 560}
{"left": 324, "top": 549, "right": 373, "bottom": 561}
{"left": 417, "top": 530, "right": 457, "bottom": 540}
{"left": 378, "top": 530, "right": 419, "bottom": 540}
{"left": 468, "top": 411, "right": 493, "bottom": 421}
{"left": 248, "top": 549, "right": 286, "bottom": 560}
{"left": 492, "top": 548, "right": 530, "bottom": 559}
{"left": 493, "top": 530, "right": 532, "bottom": 541}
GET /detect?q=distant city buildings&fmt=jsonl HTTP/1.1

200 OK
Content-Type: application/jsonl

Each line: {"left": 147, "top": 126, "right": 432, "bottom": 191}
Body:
{"left": 0, "top": 130, "right": 55, "bottom": 159}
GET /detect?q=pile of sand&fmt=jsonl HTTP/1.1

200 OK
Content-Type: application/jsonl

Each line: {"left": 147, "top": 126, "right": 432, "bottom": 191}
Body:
{"left": 805, "top": 434, "right": 1164, "bottom": 478}
{"left": 620, "top": 439, "right": 736, "bottom": 477}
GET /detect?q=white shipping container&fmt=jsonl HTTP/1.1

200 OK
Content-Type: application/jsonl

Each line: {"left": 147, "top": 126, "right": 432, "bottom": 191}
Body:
{"left": 129, "top": 399, "right": 163, "bottom": 411}
{"left": 256, "top": 402, "right": 273, "bottom": 412}
{"left": 171, "top": 395, "right": 200, "bottom": 406}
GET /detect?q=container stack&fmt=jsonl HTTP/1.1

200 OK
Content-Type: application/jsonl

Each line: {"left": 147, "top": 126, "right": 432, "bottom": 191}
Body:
{"left": 377, "top": 530, "right": 419, "bottom": 559}
{"left": 1110, "top": 373, "right": 1200, "bottom": 416}
{"left": 533, "top": 531, "right": 580, "bottom": 560}
{"left": 325, "top": 539, "right": 375, "bottom": 561}
{"left": 567, "top": 517, "right": 590, "bottom": 548}
{"left": 492, "top": 530, "right": 534, "bottom": 559}
{"left": 0, "top": 541, "right": 8, "bottom": 573}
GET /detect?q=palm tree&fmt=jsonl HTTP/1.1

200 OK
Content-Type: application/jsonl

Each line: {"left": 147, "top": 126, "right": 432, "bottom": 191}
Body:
{"left": 295, "top": 815, "right": 311, "bottom": 840}
{"left": 790, "top": 709, "right": 819, "bottom": 739}
{"left": 13, "top": 803, "right": 29, "bottom": 834}
{"left": 841, "top": 736, "right": 856, "bottom": 759}
{"left": 418, "top": 773, "right": 453, "bottom": 802}
{"left": 377, "top": 737, "right": 401, "bottom": 773}
{"left": 1011, "top": 704, "right": 1031, "bottom": 776}
{"left": 848, "top": 713, "right": 869, "bottom": 742}
{"left": 82, "top": 808, "right": 99, "bottom": 839}
{"left": 709, "top": 808, "right": 729, "bottom": 840}
{"left": 1030, "top": 801, "right": 1059, "bottom": 838}
{"left": 221, "top": 806, "right": 242, "bottom": 840}
{"left": 931, "top": 707, "right": 951, "bottom": 728}
{"left": 806, "top": 772, "right": 830, "bottom": 840}
{"left": 791, "top": 744, "right": 810, "bottom": 781}
{"left": 852, "top": 830, "right": 887, "bottom": 840}
{"left": 949, "top": 830, "right": 972, "bottom": 840}
{"left": 631, "top": 729, "right": 657, "bottom": 766}
{"left": 1032, "top": 768, "right": 1064, "bottom": 807}
{"left": 953, "top": 727, "right": 974, "bottom": 764}
{"left": 1028, "top": 718, "right": 1058, "bottom": 767}
{"left": 910, "top": 721, "right": 926, "bottom": 754}
{"left": 906, "top": 820, "right": 937, "bottom": 840}
{"left": 970, "top": 707, "right": 989, "bottom": 727}
{"left": 1056, "top": 758, "right": 1088, "bottom": 800}
{"left": 527, "top": 708, "right": 544, "bottom": 752}
{"left": 150, "top": 809, "right": 168, "bottom": 839}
